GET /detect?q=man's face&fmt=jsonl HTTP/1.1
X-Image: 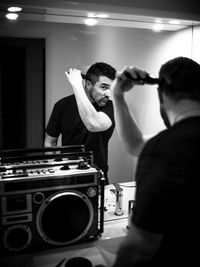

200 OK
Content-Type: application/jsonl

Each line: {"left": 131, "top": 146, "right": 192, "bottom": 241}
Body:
{"left": 90, "top": 76, "right": 113, "bottom": 107}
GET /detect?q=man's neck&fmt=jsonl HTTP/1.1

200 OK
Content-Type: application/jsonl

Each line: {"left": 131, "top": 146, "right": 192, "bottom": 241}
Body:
{"left": 170, "top": 100, "right": 200, "bottom": 125}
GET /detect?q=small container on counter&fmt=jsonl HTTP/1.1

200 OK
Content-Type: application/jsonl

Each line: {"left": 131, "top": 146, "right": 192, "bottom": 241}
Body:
{"left": 114, "top": 187, "right": 124, "bottom": 216}
{"left": 127, "top": 200, "right": 136, "bottom": 229}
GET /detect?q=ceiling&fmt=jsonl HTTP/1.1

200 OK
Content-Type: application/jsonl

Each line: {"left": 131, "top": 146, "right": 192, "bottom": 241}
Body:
{"left": 0, "top": 0, "right": 200, "bottom": 31}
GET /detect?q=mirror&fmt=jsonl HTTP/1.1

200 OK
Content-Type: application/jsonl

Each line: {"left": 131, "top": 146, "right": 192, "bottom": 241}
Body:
{"left": 0, "top": 1, "right": 200, "bottom": 184}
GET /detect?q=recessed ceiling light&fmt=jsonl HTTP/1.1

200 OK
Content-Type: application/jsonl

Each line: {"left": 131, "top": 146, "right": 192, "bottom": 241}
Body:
{"left": 152, "top": 23, "right": 163, "bottom": 32}
{"left": 87, "top": 13, "right": 109, "bottom": 19}
{"left": 84, "top": 18, "right": 98, "bottom": 26}
{"left": 96, "top": 13, "right": 109, "bottom": 19}
{"left": 169, "top": 20, "right": 180, "bottom": 25}
{"left": 155, "top": 19, "right": 162, "bottom": 23}
{"left": 7, "top": 7, "right": 22, "bottom": 12}
{"left": 6, "top": 13, "right": 19, "bottom": 20}
{"left": 87, "top": 13, "right": 96, "bottom": 18}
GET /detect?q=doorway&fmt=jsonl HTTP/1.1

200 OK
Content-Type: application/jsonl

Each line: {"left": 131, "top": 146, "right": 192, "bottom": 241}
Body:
{"left": 0, "top": 37, "right": 45, "bottom": 150}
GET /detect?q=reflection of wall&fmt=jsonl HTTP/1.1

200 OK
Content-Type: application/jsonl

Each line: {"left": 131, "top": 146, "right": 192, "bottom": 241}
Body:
{"left": 0, "top": 21, "right": 199, "bottom": 183}
{"left": 192, "top": 26, "right": 200, "bottom": 62}
{"left": 105, "top": 26, "right": 194, "bottom": 183}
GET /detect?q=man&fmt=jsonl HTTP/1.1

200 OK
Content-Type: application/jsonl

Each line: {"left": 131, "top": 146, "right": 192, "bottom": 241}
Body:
{"left": 111, "top": 57, "right": 200, "bottom": 266}
{"left": 44, "top": 62, "right": 116, "bottom": 185}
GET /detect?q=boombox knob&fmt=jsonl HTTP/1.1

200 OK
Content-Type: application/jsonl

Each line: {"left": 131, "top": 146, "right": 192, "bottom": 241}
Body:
{"left": 77, "top": 161, "right": 89, "bottom": 169}
{"left": 60, "top": 164, "right": 70, "bottom": 170}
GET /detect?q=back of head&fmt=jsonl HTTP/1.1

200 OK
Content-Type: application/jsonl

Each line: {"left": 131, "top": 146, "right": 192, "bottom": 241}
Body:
{"left": 85, "top": 62, "right": 116, "bottom": 85}
{"left": 158, "top": 57, "right": 200, "bottom": 102}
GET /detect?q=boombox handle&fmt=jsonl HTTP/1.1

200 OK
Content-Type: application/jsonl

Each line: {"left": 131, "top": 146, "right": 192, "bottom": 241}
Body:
{"left": 97, "top": 170, "right": 105, "bottom": 234}
{"left": 0, "top": 145, "right": 84, "bottom": 157}
{"left": 0, "top": 145, "right": 93, "bottom": 166}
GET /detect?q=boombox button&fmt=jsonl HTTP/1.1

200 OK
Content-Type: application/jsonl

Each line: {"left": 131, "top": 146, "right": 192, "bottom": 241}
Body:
{"left": 87, "top": 187, "right": 97, "bottom": 198}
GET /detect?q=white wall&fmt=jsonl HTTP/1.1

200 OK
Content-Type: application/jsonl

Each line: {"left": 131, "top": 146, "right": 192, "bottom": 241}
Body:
{"left": 0, "top": 21, "right": 198, "bottom": 183}
{"left": 105, "top": 26, "right": 194, "bottom": 183}
{"left": 192, "top": 26, "right": 200, "bottom": 63}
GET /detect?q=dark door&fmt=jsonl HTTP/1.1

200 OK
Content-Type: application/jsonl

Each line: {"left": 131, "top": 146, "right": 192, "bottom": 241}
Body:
{"left": 0, "top": 37, "right": 45, "bottom": 150}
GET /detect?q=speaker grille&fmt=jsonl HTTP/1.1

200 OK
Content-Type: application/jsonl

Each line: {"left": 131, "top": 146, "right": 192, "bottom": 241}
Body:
{"left": 37, "top": 191, "right": 94, "bottom": 245}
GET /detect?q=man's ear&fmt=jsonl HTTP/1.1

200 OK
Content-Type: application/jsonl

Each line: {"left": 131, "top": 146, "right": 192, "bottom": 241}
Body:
{"left": 85, "top": 80, "right": 93, "bottom": 91}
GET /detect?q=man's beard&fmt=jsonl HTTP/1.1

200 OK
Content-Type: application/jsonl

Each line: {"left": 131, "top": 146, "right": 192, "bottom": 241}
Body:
{"left": 95, "top": 96, "right": 109, "bottom": 107}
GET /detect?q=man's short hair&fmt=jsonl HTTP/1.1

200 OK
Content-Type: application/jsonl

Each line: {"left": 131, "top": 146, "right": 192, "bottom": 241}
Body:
{"left": 158, "top": 57, "right": 200, "bottom": 102}
{"left": 85, "top": 62, "right": 116, "bottom": 85}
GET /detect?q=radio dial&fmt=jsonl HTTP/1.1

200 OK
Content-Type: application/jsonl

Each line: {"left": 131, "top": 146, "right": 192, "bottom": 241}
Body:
{"left": 33, "top": 192, "right": 45, "bottom": 204}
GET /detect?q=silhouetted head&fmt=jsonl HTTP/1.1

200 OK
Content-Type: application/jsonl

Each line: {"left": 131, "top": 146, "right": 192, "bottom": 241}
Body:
{"left": 157, "top": 57, "right": 200, "bottom": 127}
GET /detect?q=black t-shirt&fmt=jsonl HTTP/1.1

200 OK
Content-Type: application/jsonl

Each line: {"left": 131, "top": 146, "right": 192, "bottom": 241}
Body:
{"left": 132, "top": 117, "right": 200, "bottom": 266}
{"left": 46, "top": 94, "right": 115, "bottom": 178}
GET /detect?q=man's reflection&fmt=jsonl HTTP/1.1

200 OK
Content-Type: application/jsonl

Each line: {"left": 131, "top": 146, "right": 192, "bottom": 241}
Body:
{"left": 44, "top": 62, "right": 116, "bottom": 185}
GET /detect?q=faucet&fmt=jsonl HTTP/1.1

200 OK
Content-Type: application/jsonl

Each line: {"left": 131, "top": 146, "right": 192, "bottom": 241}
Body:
{"left": 110, "top": 183, "right": 124, "bottom": 216}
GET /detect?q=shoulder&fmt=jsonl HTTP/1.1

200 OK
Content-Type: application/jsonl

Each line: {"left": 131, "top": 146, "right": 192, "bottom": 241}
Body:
{"left": 141, "top": 129, "right": 167, "bottom": 153}
{"left": 141, "top": 117, "right": 200, "bottom": 158}
{"left": 55, "top": 94, "right": 75, "bottom": 105}
{"left": 53, "top": 95, "right": 76, "bottom": 110}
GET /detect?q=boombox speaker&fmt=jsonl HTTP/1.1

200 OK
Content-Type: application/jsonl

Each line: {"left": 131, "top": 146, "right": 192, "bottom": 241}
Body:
{"left": 0, "top": 146, "right": 105, "bottom": 255}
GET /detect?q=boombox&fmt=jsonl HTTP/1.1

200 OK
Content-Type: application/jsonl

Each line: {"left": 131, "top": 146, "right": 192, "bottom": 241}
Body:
{"left": 0, "top": 146, "right": 105, "bottom": 254}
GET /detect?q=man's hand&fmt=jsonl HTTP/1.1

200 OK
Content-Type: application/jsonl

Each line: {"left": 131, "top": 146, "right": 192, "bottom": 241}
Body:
{"left": 65, "top": 68, "right": 84, "bottom": 89}
{"left": 111, "top": 66, "right": 149, "bottom": 97}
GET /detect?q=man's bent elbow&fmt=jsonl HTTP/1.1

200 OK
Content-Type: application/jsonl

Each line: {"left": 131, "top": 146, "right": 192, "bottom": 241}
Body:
{"left": 85, "top": 122, "right": 111, "bottom": 132}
